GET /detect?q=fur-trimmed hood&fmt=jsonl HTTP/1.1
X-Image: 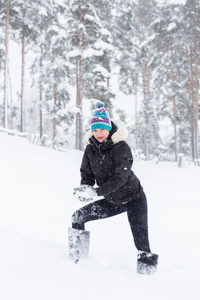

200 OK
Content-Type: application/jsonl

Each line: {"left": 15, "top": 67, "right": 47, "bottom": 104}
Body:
{"left": 85, "top": 123, "right": 129, "bottom": 144}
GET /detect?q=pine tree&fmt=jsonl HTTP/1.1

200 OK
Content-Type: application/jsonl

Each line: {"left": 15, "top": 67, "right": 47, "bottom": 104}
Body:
{"left": 3, "top": 0, "right": 38, "bottom": 131}
{"left": 11, "top": 1, "right": 28, "bottom": 132}
{"left": 113, "top": 0, "right": 160, "bottom": 160}
{"left": 28, "top": 0, "right": 72, "bottom": 147}
{"left": 68, "top": 0, "right": 114, "bottom": 150}
{"left": 151, "top": 2, "right": 181, "bottom": 161}
{"left": 152, "top": 1, "right": 200, "bottom": 161}
{"left": 0, "top": 0, "right": 198, "bottom": 159}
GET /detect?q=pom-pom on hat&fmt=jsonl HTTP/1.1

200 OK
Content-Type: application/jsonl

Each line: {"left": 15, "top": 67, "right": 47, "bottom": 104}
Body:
{"left": 90, "top": 102, "right": 112, "bottom": 132}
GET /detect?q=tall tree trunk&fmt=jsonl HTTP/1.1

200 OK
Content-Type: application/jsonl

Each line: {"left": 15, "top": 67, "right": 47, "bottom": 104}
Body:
{"left": 187, "top": 0, "right": 199, "bottom": 162}
{"left": 8, "top": 66, "right": 13, "bottom": 129}
{"left": 75, "top": 5, "right": 83, "bottom": 151}
{"left": 4, "top": 0, "right": 10, "bottom": 128}
{"left": 194, "top": 59, "right": 199, "bottom": 161}
{"left": 142, "top": 59, "right": 150, "bottom": 160}
{"left": 39, "top": 83, "right": 43, "bottom": 139}
{"left": 76, "top": 56, "right": 83, "bottom": 150}
{"left": 141, "top": 42, "right": 151, "bottom": 160}
{"left": 39, "top": 30, "right": 43, "bottom": 140}
{"left": 194, "top": 3, "right": 199, "bottom": 160}
{"left": 21, "top": 9, "right": 26, "bottom": 132}
{"left": 186, "top": 49, "right": 195, "bottom": 160}
{"left": 140, "top": 1, "right": 152, "bottom": 161}
{"left": 53, "top": 83, "right": 57, "bottom": 144}
{"left": 189, "top": 46, "right": 196, "bottom": 161}
{"left": 170, "top": 40, "right": 178, "bottom": 161}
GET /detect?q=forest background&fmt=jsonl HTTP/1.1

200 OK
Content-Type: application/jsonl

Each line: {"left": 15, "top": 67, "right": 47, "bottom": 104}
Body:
{"left": 0, "top": 0, "right": 199, "bottom": 163}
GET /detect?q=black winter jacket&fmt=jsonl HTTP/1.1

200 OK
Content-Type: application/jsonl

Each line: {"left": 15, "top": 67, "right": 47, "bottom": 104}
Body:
{"left": 80, "top": 123, "right": 143, "bottom": 206}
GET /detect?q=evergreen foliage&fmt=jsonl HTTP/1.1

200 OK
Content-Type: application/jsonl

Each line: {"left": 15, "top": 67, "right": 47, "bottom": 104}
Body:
{"left": 0, "top": 0, "right": 199, "bottom": 161}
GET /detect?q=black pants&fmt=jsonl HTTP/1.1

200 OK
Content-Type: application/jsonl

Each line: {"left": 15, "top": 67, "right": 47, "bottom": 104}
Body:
{"left": 72, "top": 192, "right": 151, "bottom": 252}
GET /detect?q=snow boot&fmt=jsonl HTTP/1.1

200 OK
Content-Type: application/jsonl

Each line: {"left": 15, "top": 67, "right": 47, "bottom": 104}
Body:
{"left": 137, "top": 250, "right": 158, "bottom": 275}
{"left": 68, "top": 227, "right": 90, "bottom": 264}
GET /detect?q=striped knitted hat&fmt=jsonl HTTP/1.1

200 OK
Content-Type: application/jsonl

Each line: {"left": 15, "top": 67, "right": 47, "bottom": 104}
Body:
{"left": 90, "top": 102, "right": 112, "bottom": 132}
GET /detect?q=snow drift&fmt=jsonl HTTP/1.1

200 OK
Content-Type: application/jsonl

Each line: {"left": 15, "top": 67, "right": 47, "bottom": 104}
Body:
{"left": 0, "top": 133, "right": 199, "bottom": 300}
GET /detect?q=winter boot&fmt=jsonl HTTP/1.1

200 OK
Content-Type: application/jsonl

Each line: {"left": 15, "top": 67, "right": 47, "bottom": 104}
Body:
{"left": 137, "top": 250, "right": 158, "bottom": 275}
{"left": 68, "top": 227, "right": 90, "bottom": 264}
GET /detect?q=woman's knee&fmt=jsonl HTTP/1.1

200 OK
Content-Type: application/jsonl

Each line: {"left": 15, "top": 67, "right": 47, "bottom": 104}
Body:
{"left": 71, "top": 210, "right": 85, "bottom": 229}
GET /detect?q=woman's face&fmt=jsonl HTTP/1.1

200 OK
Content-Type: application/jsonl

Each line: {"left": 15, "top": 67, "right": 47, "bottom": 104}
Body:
{"left": 93, "top": 128, "right": 110, "bottom": 143}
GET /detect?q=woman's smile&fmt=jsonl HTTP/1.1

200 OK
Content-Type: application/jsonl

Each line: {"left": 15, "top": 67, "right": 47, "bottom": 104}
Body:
{"left": 93, "top": 128, "right": 110, "bottom": 143}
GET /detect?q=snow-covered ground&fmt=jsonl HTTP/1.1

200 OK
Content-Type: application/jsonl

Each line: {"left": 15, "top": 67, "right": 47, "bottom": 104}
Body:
{"left": 0, "top": 132, "right": 200, "bottom": 300}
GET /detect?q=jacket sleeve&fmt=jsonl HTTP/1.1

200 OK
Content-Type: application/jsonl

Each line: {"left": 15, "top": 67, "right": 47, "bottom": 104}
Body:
{"left": 96, "top": 142, "right": 133, "bottom": 197}
{"left": 80, "top": 146, "right": 95, "bottom": 186}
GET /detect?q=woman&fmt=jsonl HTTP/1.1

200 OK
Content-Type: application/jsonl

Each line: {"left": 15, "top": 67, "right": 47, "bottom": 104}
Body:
{"left": 68, "top": 102, "right": 158, "bottom": 274}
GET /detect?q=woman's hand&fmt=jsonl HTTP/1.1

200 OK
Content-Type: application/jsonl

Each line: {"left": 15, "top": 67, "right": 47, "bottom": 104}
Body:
{"left": 73, "top": 185, "right": 98, "bottom": 202}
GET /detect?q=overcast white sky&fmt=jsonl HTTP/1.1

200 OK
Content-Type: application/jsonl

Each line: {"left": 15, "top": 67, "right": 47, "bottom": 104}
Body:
{"left": 158, "top": 0, "right": 186, "bottom": 4}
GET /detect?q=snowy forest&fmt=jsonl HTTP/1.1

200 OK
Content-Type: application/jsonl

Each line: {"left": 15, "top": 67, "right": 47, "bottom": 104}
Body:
{"left": 0, "top": 0, "right": 199, "bottom": 163}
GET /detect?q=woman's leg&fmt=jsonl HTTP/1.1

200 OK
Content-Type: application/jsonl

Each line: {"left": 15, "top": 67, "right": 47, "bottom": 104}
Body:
{"left": 72, "top": 199, "right": 127, "bottom": 230}
{"left": 127, "top": 192, "right": 151, "bottom": 252}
